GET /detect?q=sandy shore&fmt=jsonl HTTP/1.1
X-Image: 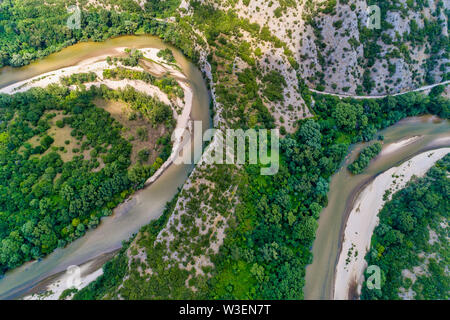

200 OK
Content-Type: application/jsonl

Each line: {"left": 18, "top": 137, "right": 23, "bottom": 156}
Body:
{"left": 145, "top": 80, "right": 193, "bottom": 186}
{"left": 380, "top": 136, "right": 422, "bottom": 155}
{"left": 427, "top": 136, "right": 450, "bottom": 147}
{"left": 23, "top": 261, "right": 103, "bottom": 300}
{"left": 0, "top": 47, "right": 184, "bottom": 99}
{"left": 0, "top": 47, "right": 126, "bottom": 95}
{"left": 334, "top": 148, "right": 450, "bottom": 300}
{"left": 141, "top": 48, "right": 170, "bottom": 65}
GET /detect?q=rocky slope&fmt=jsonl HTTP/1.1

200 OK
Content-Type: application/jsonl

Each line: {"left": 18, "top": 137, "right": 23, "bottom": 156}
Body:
{"left": 201, "top": 0, "right": 449, "bottom": 96}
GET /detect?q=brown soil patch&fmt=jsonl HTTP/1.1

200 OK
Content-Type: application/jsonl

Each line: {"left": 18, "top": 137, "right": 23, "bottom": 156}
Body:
{"left": 44, "top": 112, "right": 77, "bottom": 162}
{"left": 93, "top": 98, "right": 169, "bottom": 166}
{"left": 24, "top": 111, "right": 105, "bottom": 170}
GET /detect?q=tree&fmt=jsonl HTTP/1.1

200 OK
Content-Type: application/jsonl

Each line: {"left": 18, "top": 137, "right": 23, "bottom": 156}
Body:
{"left": 296, "top": 119, "right": 322, "bottom": 149}
{"left": 293, "top": 216, "right": 317, "bottom": 244}
{"left": 333, "top": 102, "right": 363, "bottom": 132}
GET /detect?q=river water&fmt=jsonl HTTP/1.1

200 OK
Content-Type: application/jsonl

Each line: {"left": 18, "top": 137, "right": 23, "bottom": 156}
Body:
{"left": 0, "top": 35, "right": 211, "bottom": 299}
{"left": 304, "top": 115, "right": 450, "bottom": 300}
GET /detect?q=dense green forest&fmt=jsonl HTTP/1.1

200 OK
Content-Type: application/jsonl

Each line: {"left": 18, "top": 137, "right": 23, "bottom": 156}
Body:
{"left": 0, "top": 84, "right": 173, "bottom": 273}
{"left": 157, "top": 48, "right": 176, "bottom": 63}
{"left": 361, "top": 155, "right": 449, "bottom": 300}
{"left": 60, "top": 72, "right": 98, "bottom": 86}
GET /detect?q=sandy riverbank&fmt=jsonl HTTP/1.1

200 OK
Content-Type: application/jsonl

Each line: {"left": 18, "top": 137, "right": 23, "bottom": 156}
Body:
{"left": 380, "top": 136, "right": 422, "bottom": 155}
{"left": 0, "top": 47, "right": 182, "bottom": 101}
{"left": 145, "top": 80, "right": 193, "bottom": 186}
{"left": 0, "top": 47, "right": 125, "bottom": 95}
{"left": 23, "top": 259, "right": 103, "bottom": 300}
{"left": 334, "top": 148, "right": 450, "bottom": 300}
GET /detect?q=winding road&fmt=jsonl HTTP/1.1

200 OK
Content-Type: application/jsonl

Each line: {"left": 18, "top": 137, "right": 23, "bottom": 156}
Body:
{"left": 309, "top": 80, "right": 450, "bottom": 99}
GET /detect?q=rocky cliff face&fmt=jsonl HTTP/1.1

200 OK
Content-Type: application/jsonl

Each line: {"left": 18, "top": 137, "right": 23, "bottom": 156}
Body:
{"left": 199, "top": 0, "right": 448, "bottom": 95}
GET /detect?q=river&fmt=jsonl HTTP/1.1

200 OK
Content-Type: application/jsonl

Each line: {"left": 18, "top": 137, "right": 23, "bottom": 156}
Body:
{"left": 0, "top": 35, "right": 211, "bottom": 299}
{"left": 304, "top": 115, "right": 450, "bottom": 300}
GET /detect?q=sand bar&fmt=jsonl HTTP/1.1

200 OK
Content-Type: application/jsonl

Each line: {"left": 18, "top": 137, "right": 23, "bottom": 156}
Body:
{"left": 334, "top": 148, "right": 450, "bottom": 300}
